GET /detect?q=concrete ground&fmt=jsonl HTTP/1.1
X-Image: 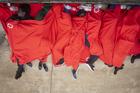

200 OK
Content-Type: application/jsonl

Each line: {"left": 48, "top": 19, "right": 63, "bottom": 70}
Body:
{"left": 0, "top": 25, "right": 140, "bottom": 93}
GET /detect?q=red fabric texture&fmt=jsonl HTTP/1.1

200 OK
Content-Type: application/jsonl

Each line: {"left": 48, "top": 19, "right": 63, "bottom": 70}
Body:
{"left": 129, "top": 7, "right": 140, "bottom": 55}
{"left": 112, "top": 7, "right": 140, "bottom": 67}
{"left": 30, "top": 3, "right": 45, "bottom": 18}
{"left": 51, "top": 4, "right": 72, "bottom": 65}
{"left": 0, "top": 4, "right": 13, "bottom": 34}
{"left": 100, "top": 6, "right": 139, "bottom": 67}
{"left": 99, "top": 6, "right": 122, "bottom": 66}
{"left": 51, "top": 5, "right": 89, "bottom": 69}
{"left": 1, "top": 3, "right": 140, "bottom": 69}
{"left": 130, "top": 32, "right": 140, "bottom": 55}
{"left": 86, "top": 6, "right": 104, "bottom": 56}
{"left": 79, "top": 46, "right": 90, "bottom": 63}
{"left": 0, "top": 3, "right": 55, "bottom": 64}
{"left": 64, "top": 16, "right": 87, "bottom": 70}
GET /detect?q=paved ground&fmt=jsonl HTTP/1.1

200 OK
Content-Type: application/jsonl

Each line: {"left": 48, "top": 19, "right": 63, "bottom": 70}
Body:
{"left": 0, "top": 25, "right": 140, "bottom": 93}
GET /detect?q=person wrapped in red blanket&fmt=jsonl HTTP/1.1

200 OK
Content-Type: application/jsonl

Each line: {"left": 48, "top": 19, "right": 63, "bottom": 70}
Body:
{"left": 0, "top": 3, "right": 53, "bottom": 79}
{"left": 51, "top": 4, "right": 84, "bottom": 79}
{"left": 51, "top": 4, "right": 96, "bottom": 79}
{"left": 63, "top": 4, "right": 99, "bottom": 79}
{"left": 100, "top": 5, "right": 140, "bottom": 74}
{"left": 128, "top": 7, "right": 140, "bottom": 64}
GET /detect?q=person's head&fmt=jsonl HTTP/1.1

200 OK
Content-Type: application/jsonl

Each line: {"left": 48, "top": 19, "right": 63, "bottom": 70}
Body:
{"left": 77, "top": 9, "right": 86, "bottom": 17}
{"left": 17, "top": 4, "right": 31, "bottom": 17}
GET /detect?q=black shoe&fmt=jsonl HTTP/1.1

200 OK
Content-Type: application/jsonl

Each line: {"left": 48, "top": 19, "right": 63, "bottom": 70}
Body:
{"left": 131, "top": 55, "right": 135, "bottom": 64}
{"left": 114, "top": 64, "right": 124, "bottom": 75}
{"left": 86, "top": 55, "right": 98, "bottom": 71}
{"left": 87, "top": 55, "right": 98, "bottom": 64}
{"left": 56, "top": 58, "right": 64, "bottom": 66}
{"left": 131, "top": 54, "right": 140, "bottom": 64}
{"left": 15, "top": 65, "right": 25, "bottom": 80}
{"left": 114, "top": 67, "right": 119, "bottom": 75}
{"left": 43, "top": 63, "right": 48, "bottom": 72}
{"left": 26, "top": 62, "right": 32, "bottom": 67}
{"left": 87, "top": 63, "right": 95, "bottom": 71}
{"left": 72, "top": 69, "right": 77, "bottom": 79}
{"left": 38, "top": 62, "right": 42, "bottom": 70}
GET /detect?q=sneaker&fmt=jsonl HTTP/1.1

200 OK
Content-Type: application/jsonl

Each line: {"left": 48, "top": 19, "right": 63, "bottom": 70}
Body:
{"left": 38, "top": 62, "right": 42, "bottom": 70}
{"left": 56, "top": 58, "right": 64, "bottom": 66}
{"left": 26, "top": 62, "right": 32, "bottom": 67}
{"left": 86, "top": 55, "right": 98, "bottom": 71}
{"left": 86, "top": 63, "right": 95, "bottom": 71}
{"left": 131, "top": 54, "right": 140, "bottom": 64}
{"left": 87, "top": 55, "right": 98, "bottom": 64}
{"left": 43, "top": 63, "right": 48, "bottom": 72}
{"left": 72, "top": 69, "right": 77, "bottom": 79}
{"left": 15, "top": 65, "right": 25, "bottom": 79}
{"left": 114, "top": 64, "right": 124, "bottom": 75}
